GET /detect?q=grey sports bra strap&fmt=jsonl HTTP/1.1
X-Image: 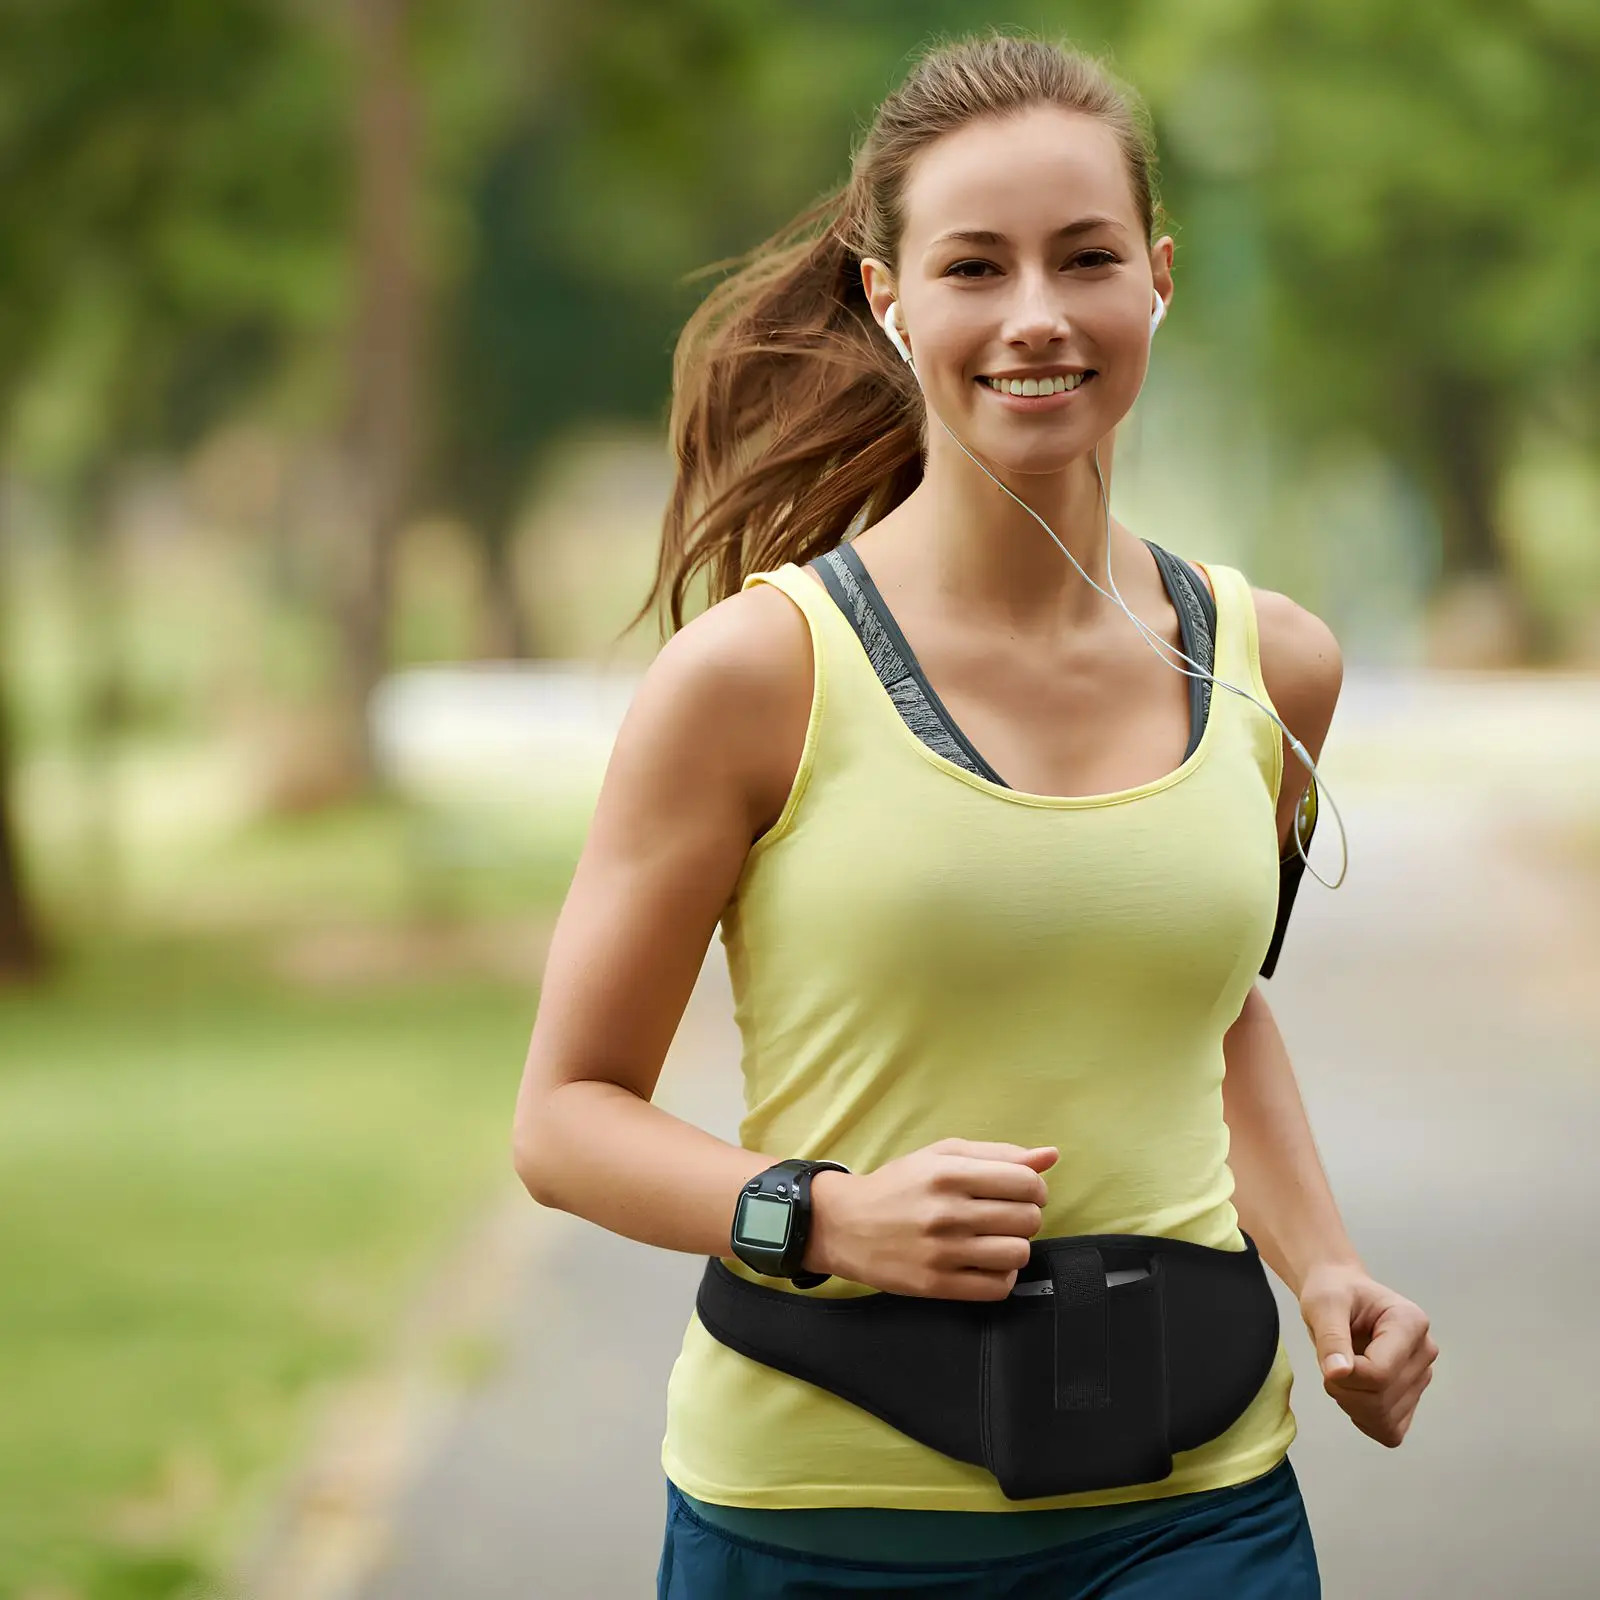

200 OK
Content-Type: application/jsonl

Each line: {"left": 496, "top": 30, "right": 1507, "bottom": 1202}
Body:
{"left": 1143, "top": 541, "right": 1214, "bottom": 760}
{"left": 811, "top": 540, "right": 1215, "bottom": 776}
{"left": 815, "top": 544, "right": 1006, "bottom": 784}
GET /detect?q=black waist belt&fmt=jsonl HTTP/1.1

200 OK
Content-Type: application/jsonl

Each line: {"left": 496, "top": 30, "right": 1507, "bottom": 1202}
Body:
{"left": 696, "top": 1232, "right": 1280, "bottom": 1501}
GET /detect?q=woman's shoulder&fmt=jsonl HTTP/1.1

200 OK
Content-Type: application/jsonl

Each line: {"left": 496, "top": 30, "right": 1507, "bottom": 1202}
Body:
{"left": 1248, "top": 585, "right": 1343, "bottom": 729}
{"left": 630, "top": 577, "right": 815, "bottom": 835}
{"left": 649, "top": 576, "right": 814, "bottom": 713}
{"left": 1190, "top": 557, "right": 1342, "bottom": 716}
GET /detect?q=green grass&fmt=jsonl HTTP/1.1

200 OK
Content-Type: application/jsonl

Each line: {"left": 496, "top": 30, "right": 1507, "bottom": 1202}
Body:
{"left": 0, "top": 931, "right": 545, "bottom": 1600}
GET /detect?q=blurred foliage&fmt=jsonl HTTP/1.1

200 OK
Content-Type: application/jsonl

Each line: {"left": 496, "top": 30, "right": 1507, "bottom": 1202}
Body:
{"left": 2, "top": 1, "right": 1596, "bottom": 639}
{"left": 0, "top": 0, "right": 346, "bottom": 469}
{"left": 0, "top": 0, "right": 1593, "bottom": 550}
{"left": 1252, "top": 1, "right": 1600, "bottom": 593}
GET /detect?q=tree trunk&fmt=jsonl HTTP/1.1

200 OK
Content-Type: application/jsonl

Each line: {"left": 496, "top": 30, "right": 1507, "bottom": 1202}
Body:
{"left": 1422, "top": 374, "right": 1507, "bottom": 579}
{"left": 479, "top": 526, "right": 530, "bottom": 660}
{"left": 340, "top": 0, "right": 424, "bottom": 785}
{"left": 1417, "top": 374, "right": 1547, "bottom": 663}
{"left": 0, "top": 692, "right": 47, "bottom": 983}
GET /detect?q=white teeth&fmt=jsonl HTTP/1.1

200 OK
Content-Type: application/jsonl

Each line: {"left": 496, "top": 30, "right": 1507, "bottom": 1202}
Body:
{"left": 982, "top": 373, "right": 1090, "bottom": 396}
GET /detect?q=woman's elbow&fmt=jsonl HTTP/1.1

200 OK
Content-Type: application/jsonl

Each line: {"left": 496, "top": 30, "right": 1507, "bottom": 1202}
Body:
{"left": 511, "top": 1091, "right": 565, "bottom": 1209}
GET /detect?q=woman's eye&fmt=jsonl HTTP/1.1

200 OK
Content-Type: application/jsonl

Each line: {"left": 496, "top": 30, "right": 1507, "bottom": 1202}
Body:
{"left": 945, "top": 260, "right": 995, "bottom": 278}
{"left": 1070, "top": 250, "right": 1120, "bottom": 269}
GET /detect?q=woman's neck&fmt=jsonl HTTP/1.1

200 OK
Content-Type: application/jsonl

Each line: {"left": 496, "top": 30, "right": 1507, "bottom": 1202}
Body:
{"left": 880, "top": 437, "right": 1139, "bottom": 631}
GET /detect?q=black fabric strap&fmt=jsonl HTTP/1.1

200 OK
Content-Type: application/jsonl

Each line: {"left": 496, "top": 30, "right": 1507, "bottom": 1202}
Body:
{"left": 1050, "top": 1247, "right": 1112, "bottom": 1411}
{"left": 1260, "top": 780, "right": 1318, "bottom": 979}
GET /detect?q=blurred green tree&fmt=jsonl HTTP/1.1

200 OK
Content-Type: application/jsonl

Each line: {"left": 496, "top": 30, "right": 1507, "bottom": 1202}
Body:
{"left": 424, "top": 0, "right": 1137, "bottom": 645}
{"left": 1133, "top": 0, "right": 1600, "bottom": 651}
{"left": 426, "top": 0, "right": 900, "bottom": 650}
{"left": 0, "top": 0, "right": 346, "bottom": 973}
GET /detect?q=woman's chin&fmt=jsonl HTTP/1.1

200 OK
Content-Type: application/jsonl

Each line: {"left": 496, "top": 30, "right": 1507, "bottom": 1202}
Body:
{"left": 963, "top": 429, "right": 1095, "bottom": 480}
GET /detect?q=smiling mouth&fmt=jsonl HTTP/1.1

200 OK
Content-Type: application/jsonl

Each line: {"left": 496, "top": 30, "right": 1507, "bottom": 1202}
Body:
{"left": 978, "top": 371, "right": 1096, "bottom": 397}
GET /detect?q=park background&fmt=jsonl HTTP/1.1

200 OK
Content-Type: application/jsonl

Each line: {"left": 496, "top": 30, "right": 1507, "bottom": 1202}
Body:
{"left": 2, "top": 3, "right": 1598, "bottom": 1598}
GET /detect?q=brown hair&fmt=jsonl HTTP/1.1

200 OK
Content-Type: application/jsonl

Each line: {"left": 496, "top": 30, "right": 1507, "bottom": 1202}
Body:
{"left": 640, "top": 31, "right": 1161, "bottom": 633}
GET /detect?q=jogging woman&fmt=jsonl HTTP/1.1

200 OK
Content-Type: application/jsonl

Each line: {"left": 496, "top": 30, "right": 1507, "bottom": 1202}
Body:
{"left": 513, "top": 33, "right": 1437, "bottom": 1598}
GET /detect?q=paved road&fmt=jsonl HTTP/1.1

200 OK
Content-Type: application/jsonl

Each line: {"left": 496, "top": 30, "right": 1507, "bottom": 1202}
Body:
{"left": 354, "top": 695, "right": 1600, "bottom": 1600}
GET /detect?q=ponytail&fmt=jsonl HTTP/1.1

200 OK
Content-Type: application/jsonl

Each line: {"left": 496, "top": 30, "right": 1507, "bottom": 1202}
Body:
{"left": 638, "top": 189, "right": 922, "bottom": 634}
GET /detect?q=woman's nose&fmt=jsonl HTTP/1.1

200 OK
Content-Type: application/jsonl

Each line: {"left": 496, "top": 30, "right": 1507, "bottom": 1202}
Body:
{"left": 1004, "top": 277, "right": 1068, "bottom": 347}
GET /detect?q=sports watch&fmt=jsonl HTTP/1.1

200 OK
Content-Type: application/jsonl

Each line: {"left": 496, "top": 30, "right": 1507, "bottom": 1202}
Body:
{"left": 729, "top": 1158, "right": 850, "bottom": 1289}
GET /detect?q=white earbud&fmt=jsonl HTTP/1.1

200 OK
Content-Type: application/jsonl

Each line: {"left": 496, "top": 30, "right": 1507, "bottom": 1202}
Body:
{"left": 1150, "top": 293, "right": 1166, "bottom": 337}
{"left": 883, "top": 301, "right": 914, "bottom": 366}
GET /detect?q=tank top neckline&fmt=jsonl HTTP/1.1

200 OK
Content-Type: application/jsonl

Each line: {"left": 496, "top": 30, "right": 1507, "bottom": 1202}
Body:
{"left": 783, "top": 554, "right": 1231, "bottom": 813}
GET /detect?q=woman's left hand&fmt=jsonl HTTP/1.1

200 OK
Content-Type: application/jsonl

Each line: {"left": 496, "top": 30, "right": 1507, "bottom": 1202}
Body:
{"left": 1297, "top": 1262, "right": 1439, "bottom": 1447}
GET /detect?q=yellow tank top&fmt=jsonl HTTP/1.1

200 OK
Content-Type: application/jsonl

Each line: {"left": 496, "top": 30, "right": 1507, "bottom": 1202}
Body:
{"left": 661, "top": 557, "right": 1297, "bottom": 1511}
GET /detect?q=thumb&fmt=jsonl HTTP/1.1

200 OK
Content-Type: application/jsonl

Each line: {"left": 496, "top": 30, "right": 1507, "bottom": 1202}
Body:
{"left": 1307, "top": 1303, "right": 1356, "bottom": 1381}
{"left": 1020, "top": 1146, "right": 1059, "bottom": 1172}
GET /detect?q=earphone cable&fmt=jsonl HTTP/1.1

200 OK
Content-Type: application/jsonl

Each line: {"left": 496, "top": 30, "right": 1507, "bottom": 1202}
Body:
{"left": 918, "top": 398, "right": 1350, "bottom": 890}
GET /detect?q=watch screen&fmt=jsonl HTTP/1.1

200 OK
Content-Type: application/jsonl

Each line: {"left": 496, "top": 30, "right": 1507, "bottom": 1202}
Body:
{"left": 735, "top": 1195, "right": 791, "bottom": 1248}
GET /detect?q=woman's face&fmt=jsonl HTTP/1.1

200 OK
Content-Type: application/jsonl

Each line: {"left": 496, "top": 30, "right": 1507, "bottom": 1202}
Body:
{"left": 868, "top": 106, "right": 1174, "bottom": 476}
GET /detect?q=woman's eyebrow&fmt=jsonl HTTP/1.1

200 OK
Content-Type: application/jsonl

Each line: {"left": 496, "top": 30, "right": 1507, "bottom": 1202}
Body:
{"left": 927, "top": 215, "right": 1124, "bottom": 250}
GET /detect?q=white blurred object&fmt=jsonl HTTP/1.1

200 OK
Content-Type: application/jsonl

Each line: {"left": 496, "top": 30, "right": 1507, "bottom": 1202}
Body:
{"left": 369, "top": 664, "right": 640, "bottom": 808}
{"left": 1330, "top": 669, "right": 1600, "bottom": 824}
{"left": 367, "top": 660, "right": 1600, "bottom": 826}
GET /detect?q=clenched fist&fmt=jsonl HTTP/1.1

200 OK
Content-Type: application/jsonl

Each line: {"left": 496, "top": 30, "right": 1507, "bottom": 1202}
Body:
{"left": 804, "top": 1138, "right": 1057, "bottom": 1300}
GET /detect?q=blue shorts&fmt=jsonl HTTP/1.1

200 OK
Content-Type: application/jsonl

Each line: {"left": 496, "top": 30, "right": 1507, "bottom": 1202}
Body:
{"left": 656, "top": 1460, "right": 1320, "bottom": 1598}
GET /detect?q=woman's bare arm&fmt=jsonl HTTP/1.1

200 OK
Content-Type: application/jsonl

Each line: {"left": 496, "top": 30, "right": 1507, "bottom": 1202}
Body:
{"left": 511, "top": 583, "right": 813, "bottom": 1257}
{"left": 1227, "top": 591, "right": 1437, "bottom": 1440}
{"left": 1223, "top": 588, "right": 1354, "bottom": 1293}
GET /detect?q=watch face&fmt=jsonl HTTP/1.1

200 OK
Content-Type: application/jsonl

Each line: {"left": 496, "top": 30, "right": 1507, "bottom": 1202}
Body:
{"left": 734, "top": 1194, "right": 792, "bottom": 1250}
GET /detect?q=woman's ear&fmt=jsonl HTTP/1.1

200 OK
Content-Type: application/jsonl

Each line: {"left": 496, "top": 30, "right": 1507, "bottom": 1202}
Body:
{"left": 859, "top": 257, "right": 898, "bottom": 333}
{"left": 1150, "top": 236, "right": 1175, "bottom": 319}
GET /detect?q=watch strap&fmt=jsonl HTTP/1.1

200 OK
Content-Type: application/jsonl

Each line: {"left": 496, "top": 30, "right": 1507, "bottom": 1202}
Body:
{"left": 786, "top": 1160, "right": 849, "bottom": 1289}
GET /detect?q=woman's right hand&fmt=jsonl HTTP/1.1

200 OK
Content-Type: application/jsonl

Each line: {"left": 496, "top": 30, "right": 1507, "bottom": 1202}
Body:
{"left": 805, "top": 1139, "right": 1058, "bottom": 1300}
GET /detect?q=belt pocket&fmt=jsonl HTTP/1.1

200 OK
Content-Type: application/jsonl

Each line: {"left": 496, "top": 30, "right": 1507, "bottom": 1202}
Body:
{"left": 981, "top": 1242, "right": 1172, "bottom": 1500}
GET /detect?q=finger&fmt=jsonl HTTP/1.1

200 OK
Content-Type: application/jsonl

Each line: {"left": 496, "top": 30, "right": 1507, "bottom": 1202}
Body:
{"left": 934, "top": 1145, "right": 1062, "bottom": 1171}
{"left": 1391, "top": 1343, "right": 1440, "bottom": 1403}
{"left": 1351, "top": 1316, "right": 1427, "bottom": 1386}
{"left": 940, "top": 1200, "right": 1045, "bottom": 1238}
{"left": 939, "top": 1156, "right": 1053, "bottom": 1204}
{"left": 1336, "top": 1361, "right": 1434, "bottom": 1442}
{"left": 1342, "top": 1344, "right": 1435, "bottom": 1400}
{"left": 949, "top": 1234, "right": 1035, "bottom": 1275}
{"left": 935, "top": 1266, "right": 1020, "bottom": 1302}
{"left": 1367, "top": 1367, "right": 1434, "bottom": 1447}
{"left": 1405, "top": 1361, "right": 1436, "bottom": 1417}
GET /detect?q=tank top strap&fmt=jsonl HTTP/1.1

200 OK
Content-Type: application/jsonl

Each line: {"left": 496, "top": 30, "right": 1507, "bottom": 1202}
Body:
{"left": 740, "top": 562, "right": 908, "bottom": 838}
{"left": 744, "top": 560, "right": 854, "bottom": 652}
{"left": 1195, "top": 561, "right": 1284, "bottom": 806}
{"left": 742, "top": 560, "right": 864, "bottom": 711}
